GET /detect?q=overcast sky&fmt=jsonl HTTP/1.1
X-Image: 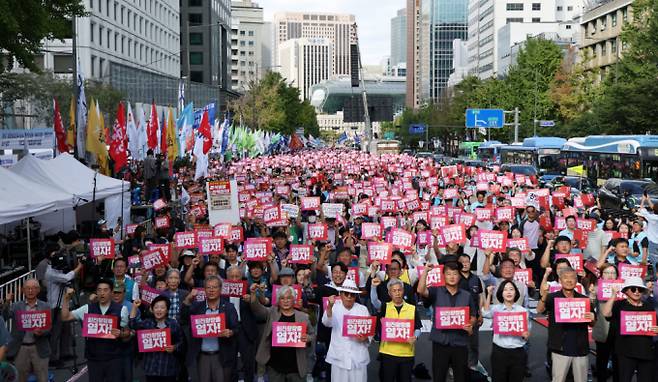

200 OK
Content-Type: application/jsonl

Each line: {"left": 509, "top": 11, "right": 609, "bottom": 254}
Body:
{"left": 257, "top": 0, "right": 405, "bottom": 66}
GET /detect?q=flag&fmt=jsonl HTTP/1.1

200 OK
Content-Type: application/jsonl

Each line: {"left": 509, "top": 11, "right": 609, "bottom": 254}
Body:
{"left": 160, "top": 109, "right": 167, "bottom": 155}
{"left": 126, "top": 102, "right": 141, "bottom": 159}
{"left": 53, "top": 98, "right": 68, "bottom": 153}
{"left": 137, "top": 104, "right": 148, "bottom": 159}
{"left": 178, "top": 80, "right": 185, "bottom": 113}
{"left": 166, "top": 107, "right": 178, "bottom": 160}
{"left": 66, "top": 95, "right": 76, "bottom": 149}
{"left": 567, "top": 165, "right": 586, "bottom": 176}
{"left": 176, "top": 102, "right": 193, "bottom": 157}
{"left": 337, "top": 132, "right": 348, "bottom": 144}
{"left": 76, "top": 61, "right": 87, "bottom": 156}
{"left": 95, "top": 101, "right": 110, "bottom": 175}
{"left": 109, "top": 102, "right": 128, "bottom": 173}
{"left": 198, "top": 110, "right": 212, "bottom": 155}
{"left": 181, "top": 186, "right": 190, "bottom": 205}
{"left": 147, "top": 102, "right": 158, "bottom": 150}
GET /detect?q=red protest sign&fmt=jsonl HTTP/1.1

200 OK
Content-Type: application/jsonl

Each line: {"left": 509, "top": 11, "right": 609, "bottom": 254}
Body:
{"left": 430, "top": 215, "right": 449, "bottom": 230}
{"left": 620, "top": 311, "right": 657, "bottom": 336}
{"left": 458, "top": 213, "right": 476, "bottom": 227}
{"left": 367, "top": 242, "right": 393, "bottom": 264}
{"left": 153, "top": 198, "right": 167, "bottom": 211}
{"left": 493, "top": 311, "right": 528, "bottom": 336}
{"left": 577, "top": 219, "right": 596, "bottom": 232}
{"left": 141, "top": 249, "right": 166, "bottom": 270}
{"left": 221, "top": 280, "right": 248, "bottom": 297}
{"left": 263, "top": 205, "right": 282, "bottom": 225}
{"left": 443, "top": 188, "right": 459, "bottom": 200}
{"left": 361, "top": 223, "right": 383, "bottom": 240}
{"left": 555, "top": 253, "right": 584, "bottom": 272}
{"left": 381, "top": 216, "right": 398, "bottom": 230}
{"left": 387, "top": 228, "right": 414, "bottom": 250}
{"left": 271, "top": 284, "right": 303, "bottom": 307}
{"left": 229, "top": 225, "right": 244, "bottom": 243}
{"left": 147, "top": 243, "right": 171, "bottom": 261}
{"left": 174, "top": 232, "right": 197, "bottom": 249}
{"left": 16, "top": 310, "right": 51, "bottom": 331}
{"left": 272, "top": 322, "right": 307, "bottom": 347}
{"left": 82, "top": 314, "right": 117, "bottom": 339}
{"left": 289, "top": 244, "right": 313, "bottom": 264}
{"left": 495, "top": 207, "right": 514, "bottom": 223}
{"left": 380, "top": 318, "right": 414, "bottom": 343}
{"left": 416, "top": 231, "right": 433, "bottom": 247}
{"left": 507, "top": 238, "right": 530, "bottom": 253}
{"left": 126, "top": 224, "right": 139, "bottom": 236}
{"left": 441, "top": 224, "right": 466, "bottom": 245}
{"left": 342, "top": 316, "right": 376, "bottom": 337}
{"left": 213, "top": 223, "right": 232, "bottom": 239}
{"left": 137, "top": 328, "right": 171, "bottom": 352}
{"left": 555, "top": 298, "right": 590, "bottom": 323}
{"left": 597, "top": 280, "right": 625, "bottom": 301}
{"left": 243, "top": 238, "right": 272, "bottom": 261}
{"left": 301, "top": 197, "right": 321, "bottom": 211}
{"left": 475, "top": 208, "right": 494, "bottom": 222}
{"left": 478, "top": 230, "right": 507, "bottom": 252}
{"left": 435, "top": 307, "right": 470, "bottom": 329}
{"left": 307, "top": 223, "right": 328, "bottom": 241}
{"left": 513, "top": 268, "right": 532, "bottom": 285}
{"left": 424, "top": 265, "right": 444, "bottom": 287}
{"left": 198, "top": 237, "right": 224, "bottom": 255}
{"left": 619, "top": 263, "right": 647, "bottom": 280}
{"left": 347, "top": 267, "right": 360, "bottom": 286}
{"left": 154, "top": 216, "right": 170, "bottom": 230}
{"left": 90, "top": 239, "right": 115, "bottom": 259}
{"left": 191, "top": 314, "right": 226, "bottom": 337}
{"left": 139, "top": 285, "right": 162, "bottom": 305}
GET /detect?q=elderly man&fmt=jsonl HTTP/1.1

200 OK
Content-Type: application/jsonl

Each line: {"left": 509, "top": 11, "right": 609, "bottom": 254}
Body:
{"left": 4, "top": 279, "right": 51, "bottom": 382}
{"left": 252, "top": 284, "right": 315, "bottom": 382}
{"left": 182, "top": 275, "right": 238, "bottom": 382}
{"left": 163, "top": 269, "right": 189, "bottom": 321}
{"left": 61, "top": 279, "right": 131, "bottom": 382}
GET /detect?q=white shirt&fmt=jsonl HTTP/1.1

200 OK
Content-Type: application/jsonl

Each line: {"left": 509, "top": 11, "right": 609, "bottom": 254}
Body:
{"left": 481, "top": 303, "right": 529, "bottom": 349}
{"left": 71, "top": 303, "right": 129, "bottom": 327}
{"left": 44, "top": 266, "right": 76, "bottom": 308}
{"left": 321, "top": 301, "right": 371, "bottom": 370}
{"left": 639, "top": 208, "right": 658, "bottom": 244}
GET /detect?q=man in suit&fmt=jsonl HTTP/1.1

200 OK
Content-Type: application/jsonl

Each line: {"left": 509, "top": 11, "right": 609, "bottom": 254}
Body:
{"left": 225, "top": 265, "right": 259, "bottom": 382}
{"left": 181, "top": 275, "right": 239, "bottom": 382}
{"left": 4, "top": 279, "right": 51, "bottom": 382}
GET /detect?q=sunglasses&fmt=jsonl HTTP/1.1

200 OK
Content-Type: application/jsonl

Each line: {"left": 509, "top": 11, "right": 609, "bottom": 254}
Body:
{"left": 340, "top": 292, "right": 357, "bottom": 298}
{"left": 626, "top": 287, "right": 643, "bottom": 293}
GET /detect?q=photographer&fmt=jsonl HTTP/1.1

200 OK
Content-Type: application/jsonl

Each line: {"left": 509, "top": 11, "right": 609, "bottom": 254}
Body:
{"left": 43, "top": 249, "right": 83, "bottom": 366}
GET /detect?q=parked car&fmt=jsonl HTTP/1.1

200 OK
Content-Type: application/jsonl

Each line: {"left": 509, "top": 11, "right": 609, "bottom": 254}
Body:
{"left": 598, "top": 178, "right": 658, "bottom": 210}
{"left": 415, "top": 151, "right": 434, "bottom": 159}
{"left": 546, "top": 176, "right": 597, "bottom": 195}
{"left": 499, "top": 164, "right": 538, "bottom": 177}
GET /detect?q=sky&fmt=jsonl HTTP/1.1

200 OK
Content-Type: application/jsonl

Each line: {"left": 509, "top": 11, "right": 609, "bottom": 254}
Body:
{"left": 256, "top": 0, "right": 405, "bottom": 66}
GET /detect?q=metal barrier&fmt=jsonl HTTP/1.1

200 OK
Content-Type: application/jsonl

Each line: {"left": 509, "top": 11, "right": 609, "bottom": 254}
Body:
{"left": 0, "top": 270, "right": 36, "bottom": 304}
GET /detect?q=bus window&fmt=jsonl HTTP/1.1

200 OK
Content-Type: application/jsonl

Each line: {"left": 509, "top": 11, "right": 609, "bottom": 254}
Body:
{"left": 643, "top": 160, "right": 658, "bottom": 180}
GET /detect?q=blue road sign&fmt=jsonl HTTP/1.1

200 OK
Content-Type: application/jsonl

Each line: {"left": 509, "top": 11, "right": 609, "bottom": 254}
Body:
{"left": 539, "top": 120, "right": 555, "bottom": 127}
{"left": 409, "top": 124, "right": 427, "bottom": 134}
{"left": 465, "top": 109, "right": 504, "bottom": 128}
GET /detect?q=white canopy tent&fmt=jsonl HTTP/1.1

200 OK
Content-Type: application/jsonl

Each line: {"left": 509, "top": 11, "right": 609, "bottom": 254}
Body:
{"left": 9, "top": 153, "right": 131, "bottom": 232}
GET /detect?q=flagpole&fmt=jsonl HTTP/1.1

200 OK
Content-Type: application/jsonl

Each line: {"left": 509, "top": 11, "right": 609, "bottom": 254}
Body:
{"left": 72, "top": 15, "right": 79, "bottom": 159}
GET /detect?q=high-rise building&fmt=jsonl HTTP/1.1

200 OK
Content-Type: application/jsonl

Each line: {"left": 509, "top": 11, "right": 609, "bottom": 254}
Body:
{"left": 391, "top": 8, "right": 407, "bottom": 67}
{"left": 273, "top": 12, "right": 356, "bottom": 77}
{"left": 230, "top": 0, "right": 270, "bottom": 93}
{"left": 41, "top": 0, "right": 180, "bottom": 80}
{"left": 278, "top": 38, "right": 333, "bottom": 100}
{"left": 180, "top": 0, "right": 231, "bottom": 90}
{"left": 406, "top": 0, "right": 423, "bottom": 108}
{"left": 421, "top": 0, "right": 469, "bottom": 101}
{"left": 467, "top": 0, "right": 584, "bottom": 79}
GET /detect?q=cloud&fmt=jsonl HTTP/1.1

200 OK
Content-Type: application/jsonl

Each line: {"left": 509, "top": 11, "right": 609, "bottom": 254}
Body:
{"left": 256, "top": 0, "right": 404, "bottom": 65}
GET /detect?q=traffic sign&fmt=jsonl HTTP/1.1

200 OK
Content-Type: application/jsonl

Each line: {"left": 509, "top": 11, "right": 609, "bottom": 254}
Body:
{"left": 409, "top": 124, "right": 427, "bottom": 134}
{"left": 539, "top": 120, "right": 555, "bottom": 127}
{"left": 465, "top": 109, "right": 504, "bottom": 128}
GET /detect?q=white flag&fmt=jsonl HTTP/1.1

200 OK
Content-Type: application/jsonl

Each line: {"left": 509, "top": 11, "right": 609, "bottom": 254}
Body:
{"left": 137, "top": 104, "right": 148, "bottom": 159}
{"left": 76, "top": 60, "right": 87, "bottom": 156}
{"left": 126, "top": 102, "right": 140, "bottom": 159}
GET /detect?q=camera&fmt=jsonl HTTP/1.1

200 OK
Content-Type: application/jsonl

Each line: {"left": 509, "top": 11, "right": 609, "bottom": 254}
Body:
{"left": 50, "top": 249, "right": 81, "bottom": 273}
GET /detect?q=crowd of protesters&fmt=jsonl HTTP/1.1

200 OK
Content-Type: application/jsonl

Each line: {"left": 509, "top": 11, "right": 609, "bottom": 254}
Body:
{"left": 2, "top": 148, "right": 658, "bottom": 382}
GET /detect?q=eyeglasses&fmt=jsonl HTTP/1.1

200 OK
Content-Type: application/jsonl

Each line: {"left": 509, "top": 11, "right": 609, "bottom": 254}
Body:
{"left": 626, "top": 287, "right": 643, "bottom": 293}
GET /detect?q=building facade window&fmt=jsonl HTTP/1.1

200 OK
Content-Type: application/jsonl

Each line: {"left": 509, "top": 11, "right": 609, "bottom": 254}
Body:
{"left": 189, "top": 13, "right": 202, "bottom": 25}
{"left": 189, "top": 33, "right": 203, "bottom": 45}
{"left": 612, "top": 13, "right": 617, "bottom": 27}
{"left": 506, "top": 18, "right": 523, "bottom": 23}
{"left": 189, "top": 0, "right": 202, "bottom": 6}
{"left": 190, "top": 52, "right": 203, "bottom": 65}
{"left": 506, "top": 3, "right": 523, "bottom": 11}
{"left": 190, "top": 71, "right": 203, "bottom": 82}
{"left": 532, "top": 3, "right": 541, "bottom": 11}
{"left": 532, "top": 17, "right": 540, "bottom": 22}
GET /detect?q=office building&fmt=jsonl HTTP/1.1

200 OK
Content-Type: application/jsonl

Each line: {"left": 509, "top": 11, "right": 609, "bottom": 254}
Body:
{"left": 181, "top": 0, "right": 231, "bottom": 90}
{"left": 467, "top": 0, "right": 584, "bottom": 79}
{"left": 579, "top": 0, "right": 633, "bottom": 81}
{"left": 391, "top": 8, "right": 407, "bottom": 66}
{"left": 278, "top": 38, "right": 333, "bottom": 100}
{"left": 230, "top": 0, "right": 270, "bottom": 93}
{"left": 273, "top": 12, "right": 356, "bottom": 76}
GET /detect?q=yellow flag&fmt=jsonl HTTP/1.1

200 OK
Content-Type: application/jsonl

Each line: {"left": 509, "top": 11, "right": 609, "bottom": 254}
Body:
{"left": 66, "top": 95, "right": 76, "bottom": 149}
{"left": 166, "top": 107, "right": 178, "bottom": 160}
{"left": 567, "top": 165, "right": 585, "bottom": 176}
{"left": 97, "top": 108, "right": 109, "bottom": 175}
{"left": 86, "top": 100, "right": 110, "bottom": 174}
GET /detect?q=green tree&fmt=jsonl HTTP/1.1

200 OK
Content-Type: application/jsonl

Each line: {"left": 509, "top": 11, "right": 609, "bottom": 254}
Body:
{"left": 229, "top": 71, "right": 319, "bottom": 136}
{"left": 0, "top": 0, "right": 86, "bottom": 72}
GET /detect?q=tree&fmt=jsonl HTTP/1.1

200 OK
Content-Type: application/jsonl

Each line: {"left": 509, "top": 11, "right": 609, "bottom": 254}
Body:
{"left": 229, "top": 71, "right": 319, "bottom": 136}
{"left": 0, "top": 0, "right": 86, "bottom": 72}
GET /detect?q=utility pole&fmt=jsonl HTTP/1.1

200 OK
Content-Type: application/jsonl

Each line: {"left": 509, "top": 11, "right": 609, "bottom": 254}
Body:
{"left": 514, "top": 107, "right": 520, "bottom": 143}
{"left": 72, "top": 16, "right": 78, "bottom": 159}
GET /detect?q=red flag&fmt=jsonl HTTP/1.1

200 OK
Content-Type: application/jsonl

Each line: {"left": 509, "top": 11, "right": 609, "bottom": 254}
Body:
{"left": 289, "top": 133, "right": 304, "bottom": 150}
{"left": 198, "top": 110, "right": 212, "bottom": 154}
{"left": 53, "top": 99, "right": 68, "bottom": 153}
{"left": 109, "top": 102, "right": 127, "bottom": 172}
{"left": 147, "top": 102, "right": 158, "bottom": 150}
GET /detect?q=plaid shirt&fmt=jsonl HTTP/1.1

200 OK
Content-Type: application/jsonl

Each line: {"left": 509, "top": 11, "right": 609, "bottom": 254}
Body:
{"left": 129, "top": 317, "right": 183, "bottom": 377}
{"left": 164, "top": 289, "right": 183, "bottom": 320}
